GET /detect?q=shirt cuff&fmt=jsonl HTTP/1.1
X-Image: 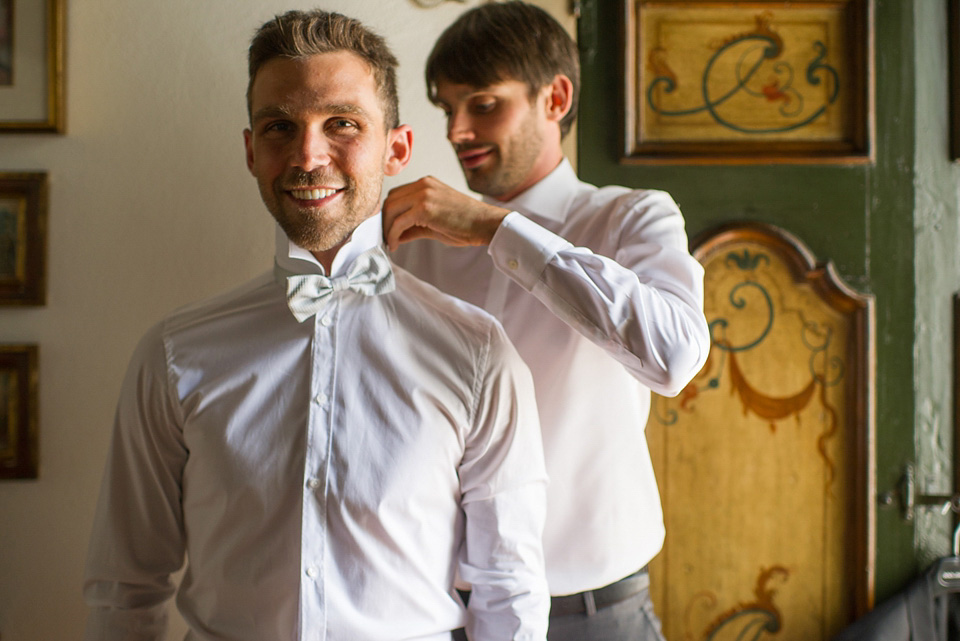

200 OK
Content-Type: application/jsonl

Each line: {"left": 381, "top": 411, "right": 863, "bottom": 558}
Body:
{"left": 488, "top": 212, "right": 572, "bottom": 291}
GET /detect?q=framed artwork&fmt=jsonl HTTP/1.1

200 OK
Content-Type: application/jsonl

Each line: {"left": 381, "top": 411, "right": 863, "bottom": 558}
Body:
{"left": 0, "top": 0, "right": 65, "bottom": 133}
{"left": 955, "top": 294, "right": 959, "bottom": 495}
{"left": 0, "top": 0, "right": 10, "bottom": 85}
{"left": 623, "top": 0, "right": 873, "bottom": 164}
{"left": 0, "top": 172, "right": 47, "bottom": 305}
{"left": 950, "top": 0, "right": 960, "bottom": 160}
{"left": 0, "top": 344, "right": 38, "bottom": 480}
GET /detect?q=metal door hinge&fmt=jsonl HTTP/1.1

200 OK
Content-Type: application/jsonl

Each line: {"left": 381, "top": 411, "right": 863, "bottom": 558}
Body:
{"left": 883, "top": 463, "right": 959, "bottom": 521}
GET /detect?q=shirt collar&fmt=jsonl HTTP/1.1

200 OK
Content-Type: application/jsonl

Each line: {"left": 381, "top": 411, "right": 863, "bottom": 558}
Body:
{"left": 274, "top": 213, "right": 384, "bottom": 278}
{"left": 482, "top": 158, "right": 578, "bottom": 224}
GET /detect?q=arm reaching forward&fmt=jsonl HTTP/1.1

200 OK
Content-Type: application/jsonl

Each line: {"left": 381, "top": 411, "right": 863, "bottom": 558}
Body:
{"left": 384, "top": 174, "right": 710, "bottom": 397}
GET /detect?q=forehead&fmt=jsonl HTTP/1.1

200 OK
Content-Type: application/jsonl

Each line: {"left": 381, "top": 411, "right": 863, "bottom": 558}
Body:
{"left": 250, "top": 51, "right": 384, "bottom": 120}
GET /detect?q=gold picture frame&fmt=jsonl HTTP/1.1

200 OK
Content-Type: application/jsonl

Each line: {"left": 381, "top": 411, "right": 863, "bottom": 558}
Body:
{"left": 955, "top": 294, "right": 960, "bottom": 496}
{"left": 0, "top": 344, "right": 38, "bottom": 480}
{"left": 0, "top": 0, "right": 65, "bottom": 133}
{"left": 950, "top": 0, "right": 960, "bottom": 159}
{"left": 0, "top": 172, "right": 48, "bottom": 305}
{"left": 623, "top": 0, "right": 873, "bottom": 164}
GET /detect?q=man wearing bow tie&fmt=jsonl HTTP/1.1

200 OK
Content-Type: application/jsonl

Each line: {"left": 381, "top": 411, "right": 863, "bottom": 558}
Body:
{"left": 82, "top": 10, "right": 549, "bottom": 641}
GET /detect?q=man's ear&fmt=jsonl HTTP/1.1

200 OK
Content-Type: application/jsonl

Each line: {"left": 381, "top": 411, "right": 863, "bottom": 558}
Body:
{"left": 243, "top": 128, "right": 255, "bottom": 174}
{"left": 384, "top": 124, "right": 413, "bottom": 177}
{"left": 544, "top": 74, "right": 574, "bottom": 123}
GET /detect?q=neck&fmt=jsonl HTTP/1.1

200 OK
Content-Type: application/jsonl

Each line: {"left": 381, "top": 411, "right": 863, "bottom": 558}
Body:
{"left": 310, "top": 248, "right": 339, "bottom": 275}
{"left": 496, "top": 149, "right": 564, "bottom": 202}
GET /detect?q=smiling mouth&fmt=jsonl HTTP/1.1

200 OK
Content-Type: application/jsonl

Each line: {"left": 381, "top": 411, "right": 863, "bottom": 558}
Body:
{"left": 287, "top": 187, "right": 344, "bottom": 203}
{"left": 289, "top": 187, "right": 341, "bottom": 201}
{"left": 457, "top": 147, "right": 494, "bottom": 170}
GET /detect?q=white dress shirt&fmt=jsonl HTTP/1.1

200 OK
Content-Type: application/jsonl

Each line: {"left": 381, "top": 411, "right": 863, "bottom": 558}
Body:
{"left": 84, "top": 214, "right": 549, "bottom": 640}
{"left": 394, "top": 160, "right": 710, "bottom": 596}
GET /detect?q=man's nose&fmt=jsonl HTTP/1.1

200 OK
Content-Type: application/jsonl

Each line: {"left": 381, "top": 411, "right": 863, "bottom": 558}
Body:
{"left": 446, "top": 111, "right": 475, "bottom": 145}
{"left": 293, "top": 127, "right": 332, "bottom": 171}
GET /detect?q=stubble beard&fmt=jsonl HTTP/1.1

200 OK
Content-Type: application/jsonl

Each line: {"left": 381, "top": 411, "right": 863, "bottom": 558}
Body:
{"left": 462, "top": 113, "right": 545, "bottom": 201}
{"left": 263, "top": 169, "right": 383, "bottom": 253}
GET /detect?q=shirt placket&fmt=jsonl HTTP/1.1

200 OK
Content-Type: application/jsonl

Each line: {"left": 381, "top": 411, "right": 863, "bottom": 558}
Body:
{"left": 299, "top": 294, "right": 340, "bottom": 641}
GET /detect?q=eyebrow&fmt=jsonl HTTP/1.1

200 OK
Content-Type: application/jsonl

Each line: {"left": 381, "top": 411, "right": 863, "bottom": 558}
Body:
{"left": 251, "top": 103, "right": 371, "bottom": 124}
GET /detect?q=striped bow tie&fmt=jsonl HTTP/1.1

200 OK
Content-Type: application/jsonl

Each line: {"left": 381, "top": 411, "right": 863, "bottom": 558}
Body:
{"left": 282, "top": 246, "right": 396, "bottom": 323}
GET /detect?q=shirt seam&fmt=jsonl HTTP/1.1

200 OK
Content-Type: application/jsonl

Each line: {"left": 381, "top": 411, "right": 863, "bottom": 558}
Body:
{"left": 160, "top": 319, "right": 186, "bottom": 428}
{"left": 468, "top": 321, "right": 492, "bottom": 432}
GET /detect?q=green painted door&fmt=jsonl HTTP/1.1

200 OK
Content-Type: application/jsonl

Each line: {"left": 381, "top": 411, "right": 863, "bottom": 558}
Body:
{"left": 575, "top": 0, "right": 921, "bottom": 604}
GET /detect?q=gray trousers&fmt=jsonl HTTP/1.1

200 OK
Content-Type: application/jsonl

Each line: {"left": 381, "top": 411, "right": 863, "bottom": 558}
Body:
{"left": 452, "top": 582, "right": 666, "bottom": 641}
{"left": 546, "top": 585, "right": 666, "bottom": 641}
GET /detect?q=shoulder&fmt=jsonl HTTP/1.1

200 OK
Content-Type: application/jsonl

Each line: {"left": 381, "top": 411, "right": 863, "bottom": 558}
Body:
{"left": 160, "top": 272, "right": 278, "bottom": 337}
{"left": 378, "top": 266, "right": 528, "bottom": 399}
{"left": 390, "top": 265, "right": 516, "bottom": 357}
{"left": 571, "top": 179, "right": 688, "bottom": 248}
{"left": 578, "top": 178, "right": 681, "bottom": 219}
{"left": 134, "top": 271, "right": 285, "bottom": 371}
{"left": 392, "top": 265, "right": 499, "bottom": 333}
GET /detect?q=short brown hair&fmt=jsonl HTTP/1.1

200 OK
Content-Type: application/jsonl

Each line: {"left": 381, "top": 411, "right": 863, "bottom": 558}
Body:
{"left": 247, "top": 10, "right": 400, "bottom": 129}
{"left": 425, "top": 1, "right": 580, "bottom": 138}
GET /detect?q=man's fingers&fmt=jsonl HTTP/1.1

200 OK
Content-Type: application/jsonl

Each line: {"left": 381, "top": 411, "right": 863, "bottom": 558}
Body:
{"left": 387, "top": 220, "right": 452, "bottom": 251}
{"left": 398, "top": 225, "right": 437, "bottom": 244}
{"left": 382, "top": 188, "right": 422, "bottom": 250}
{"left": 384, "top": 212, "right": 414, "bottom": 251}
{"left": 383, "top": 175, "right": 504, "bottom": 248}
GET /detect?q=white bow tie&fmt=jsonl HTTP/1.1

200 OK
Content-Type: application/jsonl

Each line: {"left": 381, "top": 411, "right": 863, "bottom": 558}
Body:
{"left": 279, "top": 246, "right": 396, "bottom": 323}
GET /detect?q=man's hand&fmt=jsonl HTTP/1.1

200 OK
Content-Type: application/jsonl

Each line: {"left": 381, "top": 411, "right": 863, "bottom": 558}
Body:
{"left": 382, "top": 176, "right": 511, "bottom": 251}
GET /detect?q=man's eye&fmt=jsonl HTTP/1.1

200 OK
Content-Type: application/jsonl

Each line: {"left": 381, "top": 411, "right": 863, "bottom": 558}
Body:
{"left": 263, "top": 121, "right": 293, "bottom": 134}
{"left": 473, "top": 101, "right": 495, "bottom": 114}
{"left": 329, "top": 119, "right": 357, "bottom": 131}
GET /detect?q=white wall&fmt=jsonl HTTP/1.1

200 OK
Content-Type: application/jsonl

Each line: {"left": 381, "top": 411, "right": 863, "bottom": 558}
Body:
{"left": 0, "top": 1, "right": 573, "bottom": 639}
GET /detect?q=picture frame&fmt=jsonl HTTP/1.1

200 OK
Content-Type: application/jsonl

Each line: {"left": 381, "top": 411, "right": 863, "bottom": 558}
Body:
{"left": 0, "top": 0, "right": 66, "bottom": 133}
{"left": 949, "top": 0, "right": 960, "bottom": 160}
{"left": 955, "top": 294, "right": 959, "bottom": 497}
{"left": 622, "top": 0, "right": 874, "bottom": 164}
{"left": 0, "top": 172, "right": 48, "bottom": 305}
{"left": 0, "top": 344, "right": 38, "bottom": 480}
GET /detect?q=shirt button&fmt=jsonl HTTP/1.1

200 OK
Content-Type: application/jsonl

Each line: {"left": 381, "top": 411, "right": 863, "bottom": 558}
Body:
{"left": 306, "top": 478, "right": 321, "bottom": 490}
{"left": 305, "top": 566, "right": 319, "bottom": 579}
{"left": 507, "top": 258, "right": 519, "bottom": 270}
{"left": 319, "top": 315, "right": 332, "bottom": 327}
{"left": 314, "top": 393, "right": 328, "bottom": 406}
